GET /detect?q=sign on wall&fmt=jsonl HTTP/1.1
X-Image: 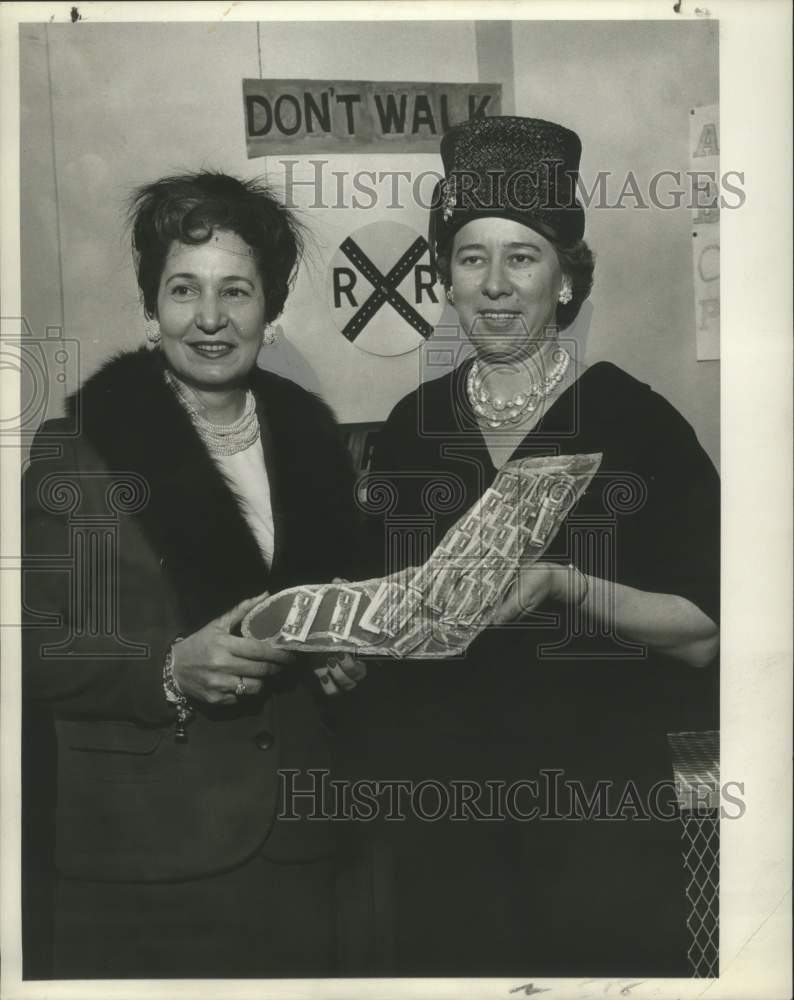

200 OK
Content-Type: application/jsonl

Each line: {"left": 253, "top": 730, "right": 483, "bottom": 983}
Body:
{"left": 243, "top": 79, "right": 501, "bottom": 156}
{"left": 690, "top": 103, "right": 719, "bottom": 361}
{"left": 326, "top": 220, "right": 444, "bottom": 357}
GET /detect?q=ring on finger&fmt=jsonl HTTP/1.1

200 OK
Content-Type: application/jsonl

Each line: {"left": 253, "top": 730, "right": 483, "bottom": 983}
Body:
{"left": 235, "top": 678, "right": 247, "bottom": 698}
{"left": 326, "top": 661, "right": 357, "bottom": 691}
{"left": 315, "top": 668, "right": 339, "bottom": 693}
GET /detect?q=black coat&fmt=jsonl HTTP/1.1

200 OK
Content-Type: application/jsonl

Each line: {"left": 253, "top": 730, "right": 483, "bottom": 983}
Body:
{"left": 22, "top": 348, "right": 360, "bottom": 884}
{"left": 359, "top": 359, "right": 720, "bottom": 977}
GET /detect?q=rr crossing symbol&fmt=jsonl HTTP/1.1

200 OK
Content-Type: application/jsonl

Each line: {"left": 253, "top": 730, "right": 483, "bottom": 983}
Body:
{"left": 327, "top": 221, "right": 443, "bottom": 358}
{"left": 340, "top": 235, "right": 432, "bottom": 342}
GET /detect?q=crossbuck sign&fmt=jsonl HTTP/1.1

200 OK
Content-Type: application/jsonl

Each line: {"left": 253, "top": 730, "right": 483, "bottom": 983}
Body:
{"left": 327, "top": 221, "right": 445, "bottom": 357}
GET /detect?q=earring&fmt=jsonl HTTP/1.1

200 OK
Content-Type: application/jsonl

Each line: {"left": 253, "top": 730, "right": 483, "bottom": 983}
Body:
{"left": 262, "top": 324, "right": 278, "bottom": 346}
{"left": 445, "top": 287, "right": 455, "bottom": 305}
{"left": 558, "top": 279, "right": 573, "bottom": 306}
{"left": 145, "top": 319, "right": 161, "bottom": 344}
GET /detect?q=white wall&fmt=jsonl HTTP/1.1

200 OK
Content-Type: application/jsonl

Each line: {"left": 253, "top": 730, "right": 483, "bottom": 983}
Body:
{"left": 512, "top": 19, "right": 720, "bottom": 467}
{"left": 21, "top": 19, "right": 718, "bottom": 467}
{"left": 21, "top": 20, "right": 479, "bottom": 425}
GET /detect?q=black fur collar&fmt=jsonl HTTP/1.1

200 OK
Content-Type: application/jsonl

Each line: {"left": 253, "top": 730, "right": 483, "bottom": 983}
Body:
{"left": 68, "top": 348, "right": 287, "bottom": 631}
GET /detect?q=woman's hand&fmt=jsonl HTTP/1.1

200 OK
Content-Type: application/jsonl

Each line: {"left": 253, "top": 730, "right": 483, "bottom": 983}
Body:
{"left": 171, "top": 594, "right": 297, "bottom": 706}
{"left": 312, "top": 576, "right": 367, "bottom": 696}
{"left": 314, "top": 652, "right": 367, "bottom": 697}
{"left": 490, "top": 562, "right": 570, "bottom": 626}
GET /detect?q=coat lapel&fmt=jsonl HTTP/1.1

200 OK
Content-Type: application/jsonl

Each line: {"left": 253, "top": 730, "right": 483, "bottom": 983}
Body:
{"left": 70, "top": 349, "right": 273, "bottom": 632}
{"left": 252, "top": 389, "right": 286, "bottom": 580}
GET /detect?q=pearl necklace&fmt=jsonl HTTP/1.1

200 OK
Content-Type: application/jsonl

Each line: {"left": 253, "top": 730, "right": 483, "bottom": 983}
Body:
{"left": 164, "top": 371, "right": 260, "bottom": 457}
{"left": 466, "top": 348, "right": 570, "bottom": 429}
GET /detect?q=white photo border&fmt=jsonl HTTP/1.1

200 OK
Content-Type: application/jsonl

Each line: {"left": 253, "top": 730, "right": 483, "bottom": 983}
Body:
{"left": 1, "top": 3, "right": 791, "bottom": 999}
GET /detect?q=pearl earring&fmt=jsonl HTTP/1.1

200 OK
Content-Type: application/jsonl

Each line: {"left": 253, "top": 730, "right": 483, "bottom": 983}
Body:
{"left": 262, "top": 324, "right": 278, "bottom": 346}
{"left": 558, "top": 279, "right": 573, "bottom": 306}
{"left": 145, "top": 319, "right": 161, "bottom": 344}
{"left": 445, "top": 287, "right": 455, "bottom": 305}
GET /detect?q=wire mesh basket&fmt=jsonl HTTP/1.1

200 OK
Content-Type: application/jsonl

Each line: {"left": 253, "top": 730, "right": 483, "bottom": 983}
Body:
{"left": 668, "top": 730, "right": 719, "bottom": 978}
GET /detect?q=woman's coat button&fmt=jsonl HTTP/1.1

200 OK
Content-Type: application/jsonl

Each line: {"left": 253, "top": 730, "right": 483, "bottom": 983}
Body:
{"left": 253, "top": 729, "right": 275, "bottom": 751}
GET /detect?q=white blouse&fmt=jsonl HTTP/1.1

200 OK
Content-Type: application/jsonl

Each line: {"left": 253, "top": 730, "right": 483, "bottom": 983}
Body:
{"left": 214, "top": 440, "right": 275, "bottom": 568}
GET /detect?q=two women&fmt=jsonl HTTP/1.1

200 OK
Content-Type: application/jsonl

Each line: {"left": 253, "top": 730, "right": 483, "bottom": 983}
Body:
{"left": 22, "top": 172, "right": 367, "bottom": 978}
{"left": 363, "top": 116, "right": 720, "bottom": 976}
{"left": 23, "top": 118, "right": 720, "bottom": 981}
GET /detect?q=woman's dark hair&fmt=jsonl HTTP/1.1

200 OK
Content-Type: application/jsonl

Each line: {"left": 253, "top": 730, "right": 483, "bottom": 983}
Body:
{"left": 552, "top": 239, "right": 596, "bottom": 330}
{"left": 128, "top": 171, "right": 304, "bottom": 323}
{"left": 435, "top": 231, "right": 595, "bottom": 331}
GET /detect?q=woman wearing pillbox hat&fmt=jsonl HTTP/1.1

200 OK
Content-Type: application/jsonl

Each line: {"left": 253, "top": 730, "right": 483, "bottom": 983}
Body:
{"left": 362, "top": 116, "right": 720, "bottom": 976}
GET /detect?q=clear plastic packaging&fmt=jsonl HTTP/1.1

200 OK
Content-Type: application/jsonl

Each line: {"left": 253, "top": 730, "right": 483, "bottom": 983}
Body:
{"left": 242, "top": 452, "right": 602, "bottom": 659}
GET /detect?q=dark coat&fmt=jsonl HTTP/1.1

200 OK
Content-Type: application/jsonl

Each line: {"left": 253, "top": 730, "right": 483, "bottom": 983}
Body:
{"left": 359, "top": 359, "right": 720, "bottom": 977}
{"left": 22, "top": 348, "right": 360, "bottom": 884}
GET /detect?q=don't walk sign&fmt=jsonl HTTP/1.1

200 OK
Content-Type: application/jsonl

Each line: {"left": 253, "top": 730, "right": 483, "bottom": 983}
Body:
{"left": 327, "top": 221, "right": 444, "bottom": 356}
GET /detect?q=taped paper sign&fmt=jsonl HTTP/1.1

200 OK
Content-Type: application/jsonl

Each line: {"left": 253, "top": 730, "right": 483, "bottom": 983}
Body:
{"left": 243, "top": 79, "right": 501, "bottom": 156}
{"left": 243, "top": 453, "right": 602, "bottom": 659}
{"left": 690, "top": 104, "right": 720, "bottom": 361}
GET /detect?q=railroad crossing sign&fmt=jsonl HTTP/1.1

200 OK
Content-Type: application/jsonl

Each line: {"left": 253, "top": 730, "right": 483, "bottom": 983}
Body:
{"left": 327, "top": 220, "right": 444, "bottom": 357}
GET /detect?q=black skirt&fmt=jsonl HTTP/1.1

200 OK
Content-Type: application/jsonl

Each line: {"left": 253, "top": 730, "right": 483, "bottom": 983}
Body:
{"left": 52, "top": 853, "right": 338, "bottom": 979}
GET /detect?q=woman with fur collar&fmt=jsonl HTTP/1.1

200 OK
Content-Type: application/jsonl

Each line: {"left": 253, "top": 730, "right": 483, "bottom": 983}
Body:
{"left": 22, "top": 172, "right": 367, "bottom": 979}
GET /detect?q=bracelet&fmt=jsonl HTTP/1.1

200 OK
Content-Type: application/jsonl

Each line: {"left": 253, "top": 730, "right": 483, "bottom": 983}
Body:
{"left": 163, "top": 636, "right": 193, "bottom": 743}
{"left": 568, "top": 564, "right": 590, "bottom": 608}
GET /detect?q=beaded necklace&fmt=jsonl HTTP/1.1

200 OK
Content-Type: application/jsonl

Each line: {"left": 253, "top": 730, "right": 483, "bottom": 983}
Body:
{"left": 466, "top": 348, "right": 570, "bottom": 429}
{"left": 164, "top": 370, "right": 259, "bottom": 457}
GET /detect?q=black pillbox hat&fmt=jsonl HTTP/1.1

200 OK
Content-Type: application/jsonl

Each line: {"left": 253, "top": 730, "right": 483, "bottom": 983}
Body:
{"left": 429, "top": 115, "right": 586, "bottom": 261}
